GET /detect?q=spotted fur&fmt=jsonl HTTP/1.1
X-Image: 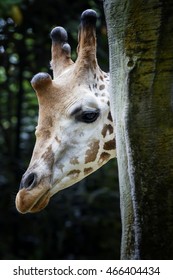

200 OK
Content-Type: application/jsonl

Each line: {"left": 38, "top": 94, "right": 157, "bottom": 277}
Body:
{"left": 16, "top": 9, "right": 116, "bottom": 214}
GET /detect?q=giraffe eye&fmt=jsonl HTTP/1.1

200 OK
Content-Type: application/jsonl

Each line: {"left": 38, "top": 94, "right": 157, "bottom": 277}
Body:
{"left": 76, "top": 109, "right": 100, "bottom": 123}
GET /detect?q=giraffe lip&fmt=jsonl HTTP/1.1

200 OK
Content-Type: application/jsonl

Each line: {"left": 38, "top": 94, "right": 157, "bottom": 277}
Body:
{"left": 16, "top": 185, "right": 51, "bottom": 214}
{"left": 28, "top": 189, "right": 50, "bottom": 213}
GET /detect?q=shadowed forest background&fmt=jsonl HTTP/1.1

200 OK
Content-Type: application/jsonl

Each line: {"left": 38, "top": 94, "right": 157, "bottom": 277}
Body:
{"left": 0, "top": 0, "right": 121, "bottom": 259}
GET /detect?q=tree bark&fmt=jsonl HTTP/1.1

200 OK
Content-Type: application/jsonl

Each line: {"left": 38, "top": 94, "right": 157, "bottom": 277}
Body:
{"left": 104, "top": 0, "right": 173, "bottom": 259}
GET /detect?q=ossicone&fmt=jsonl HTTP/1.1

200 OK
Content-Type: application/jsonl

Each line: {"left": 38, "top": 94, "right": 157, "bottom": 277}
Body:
{"left": 50, "top": 26, "right": 73, "bottom": 78}
{"left": 81, "top": 9, "right": 97, "bottom": 26}
{"left": 50, "top": 26, "right": 68, "bottom": 43}
{"left": 75, "top": 9, "right": 98, "bottom": 74}
{"left": 31, "top": 72, "right": 52, "bottom": 91}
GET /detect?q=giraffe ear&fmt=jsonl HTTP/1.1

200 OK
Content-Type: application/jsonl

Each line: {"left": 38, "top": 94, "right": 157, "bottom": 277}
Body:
{"left": 50, "top": 27, "right": 74, "bottom": 79}
{"left": 76, "top": 9, "right": 98, "bottom": 71}
{"left": 31, "top": 72, "right": 52, "bottom": 92}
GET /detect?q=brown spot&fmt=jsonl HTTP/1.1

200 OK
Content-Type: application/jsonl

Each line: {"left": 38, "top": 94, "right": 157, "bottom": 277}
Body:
{"left": 100, "top": 75, "right": 103, "bottom": 81}
{"left": 99, "top": 84, "right": 105, "bottom": 90}
{"left": 85, "top": 141, "right": 100, "bottom": 164}
{"left": 108, "top": 111, "right": 113, "bottom": 122}
{"left": 55, "top": 136, "right": 61, "bottom": 143}
{"left": 103, "top": 139, "right": 116, "bottom": 150}
{"left": 46, "top": 116, "right": 53, "bottom": 128}
{"left": 67, "top": 169, "right": 81, "bottom": 178}
{"left": 94, "top": 73, "right": 96, "bottom": 79}
{"left": 102, "top": 124, "right": 114, "bottom": 138}
{"left": 57, "top": 163, "right": 64, "bottom": 172}
{"left": 92, "top": 59, "right": 97, "bottom": 69}
{"left": 84, "top": 167, "right": 93, "bottom": 176}
{"left": 41, "top": 145, "right": 54, "bottom": 166}
{"left": 43, "top": 130, "right": 51, "bottom": 140}
{"left": 70, "top": 157, "right": 79, "bottom": 165}
{"left": 98, "top": 152, "right": 111, "bottom": 165}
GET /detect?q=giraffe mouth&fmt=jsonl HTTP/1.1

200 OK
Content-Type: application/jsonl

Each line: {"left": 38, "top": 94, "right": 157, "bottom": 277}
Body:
{"left": 15, "top": 185, "right": 51, "bottom": 214}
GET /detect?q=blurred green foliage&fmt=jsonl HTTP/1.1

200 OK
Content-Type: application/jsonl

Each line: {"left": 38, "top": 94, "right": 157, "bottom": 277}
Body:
{"left": 0, "top": 0, "right": 121, "bottom": 259}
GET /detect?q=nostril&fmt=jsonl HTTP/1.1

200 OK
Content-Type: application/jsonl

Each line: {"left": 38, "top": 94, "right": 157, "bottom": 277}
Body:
{"left": 20, "top": 173, "right": 37, "bottom": 189}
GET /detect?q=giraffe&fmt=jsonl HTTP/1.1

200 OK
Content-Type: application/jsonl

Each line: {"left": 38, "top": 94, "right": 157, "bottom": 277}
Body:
{"left": 15, "top": 9, "right": 116, "bottom": 214}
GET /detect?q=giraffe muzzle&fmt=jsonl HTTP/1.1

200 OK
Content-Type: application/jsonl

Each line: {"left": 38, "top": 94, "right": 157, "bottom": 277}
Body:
{"left": 16, "top": 173, "right": 51, "bottom": 214}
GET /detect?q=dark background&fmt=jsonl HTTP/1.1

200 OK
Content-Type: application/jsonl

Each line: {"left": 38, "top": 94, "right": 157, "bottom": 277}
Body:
{"left": 0, "top": 0, "right": 121, "bottom": 259}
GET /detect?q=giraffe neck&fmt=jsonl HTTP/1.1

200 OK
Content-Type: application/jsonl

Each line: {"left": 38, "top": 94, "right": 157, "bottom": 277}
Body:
{"left": 88, "top": 69, "right": 110, "bottom": 98}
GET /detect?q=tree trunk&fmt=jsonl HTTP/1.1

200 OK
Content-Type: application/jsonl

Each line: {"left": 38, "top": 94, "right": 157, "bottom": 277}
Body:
{"left": 104, "top": 0, "right": 173, "bottom": 259}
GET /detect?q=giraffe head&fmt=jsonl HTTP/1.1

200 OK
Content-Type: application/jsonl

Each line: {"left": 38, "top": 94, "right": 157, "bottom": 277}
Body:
{"left": 16, "top": 9, "right": 116, "bottom": 214}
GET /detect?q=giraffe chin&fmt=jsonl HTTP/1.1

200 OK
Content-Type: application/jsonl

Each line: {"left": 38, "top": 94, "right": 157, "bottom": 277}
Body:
{"left": 15, "top": 184, "right": 51, "bottom": 214}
